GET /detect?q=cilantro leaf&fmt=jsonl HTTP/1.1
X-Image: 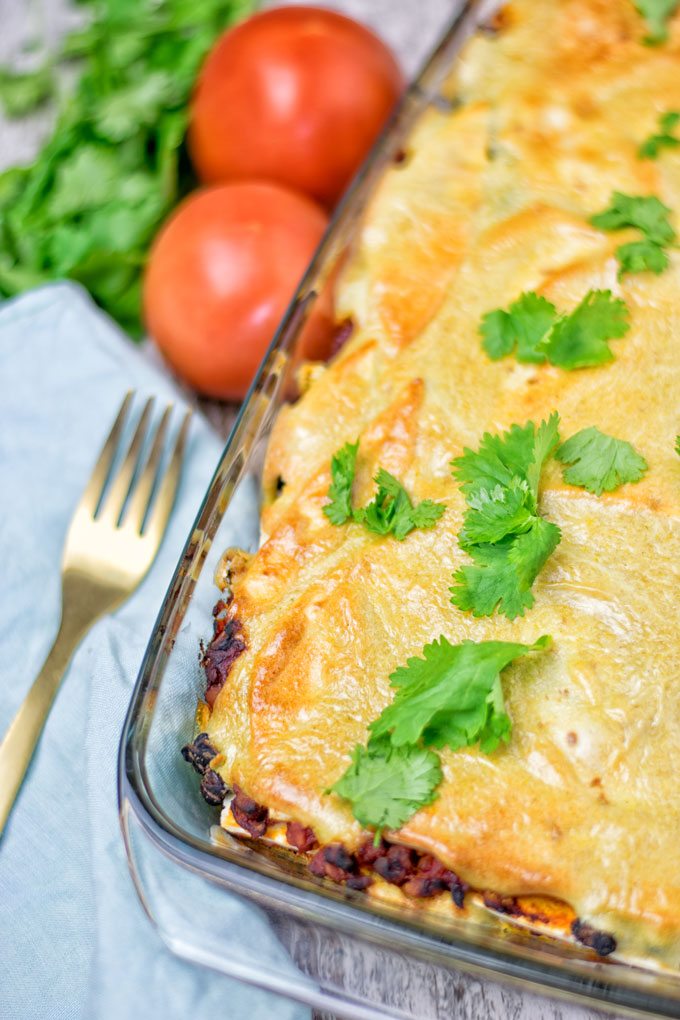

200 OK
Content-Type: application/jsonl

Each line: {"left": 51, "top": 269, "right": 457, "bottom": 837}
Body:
{"left": 369, "top": 635, "right": 551, "bottom": 753}
{"left": 591, "top": 192, "right": 676, "bottom": 246}
{"left": 633, "top": 0, "right": 679, "bottom": 43}
{"left": 357, "top": 468, "right": 445, "bottom": 540}
{"left": 541, "top": 291, "right": 630, "bottom": 369}
{"left": 323, "top": 441, "right": 359, "bottom": 525}
{"left": 330, "top": 739, "right": 442, "bottom": 831}
{"left": 480, "top": 291, "right": 631, "bottom": 371}
{"left": 639, "top": 110, "right": 680, "bottom": 158}
{"left": 458, "top": 480, "right": 535, "bottom": 548}
{"left": 480, "top": 292, "right": 557, "bottom": 364}
{"left": 615, "top": 239, "right": 669, "bottom": 275}
{"left": 556, "top": 427, "right": 649, "bottom": 495}
{"left": 453, "top": 413, "right": 560, "bottom": 511}
{"left": 323, "top": 449, "right": 445, "bottom": 539}
{"left": 451, "top": 415, "right": 561, "bottom": 619}
{"left": 0, "top": 62, "right": 54, "bottom": 118}
{"left": 451, "top": 518, "right": 561, "bottom": 619}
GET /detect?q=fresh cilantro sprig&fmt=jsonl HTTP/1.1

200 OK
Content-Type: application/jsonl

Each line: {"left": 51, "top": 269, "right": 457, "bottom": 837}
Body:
{"left": 324, "top": 441, "right": 359, "bottom": 525}
{"left": 556, "top": 427, "right": 648, "bottom": 495}
{"left": 480, "top": 290, "right": 630, "bottom": 369}
{"left": 330, "top": 635, "right": 551, "bottom": 833}
{"left": 451, "top": 414, "right": 561, "bottom": 619}
{"left": 590, "top": 192, "right": 676, "bottom": 277}
{"left": 0, "top": 0, "right": 254, "bottom": 336}
{"left": 639, "top": 111, "right": 680, "bottom": 158}
{"left": 542, "top": 290, "right": 630, "bottom": 368}
{"left": 323, "top": 442, "right": 446, "bottom": 540}
{"left": 369, "top": 635, "right": 551, "bottom": 753}
{"left": 330, "top": 739, "right": 442, "bottom": 832}
{"left": 633, "top": 0, "right": 679, "bottom": 44}
{"left": 480, "top": 292, "right": 557, "bottom": 364}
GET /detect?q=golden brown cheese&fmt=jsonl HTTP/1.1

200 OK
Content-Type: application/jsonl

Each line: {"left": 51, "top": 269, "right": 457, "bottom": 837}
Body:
{"left": 204, "top": 0, "right": 680, "bottom": 969}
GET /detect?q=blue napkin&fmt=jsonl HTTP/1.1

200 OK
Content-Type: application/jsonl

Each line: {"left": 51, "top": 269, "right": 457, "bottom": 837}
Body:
{"left": 0, "top": 284, "right": 309, "bottom": 1020}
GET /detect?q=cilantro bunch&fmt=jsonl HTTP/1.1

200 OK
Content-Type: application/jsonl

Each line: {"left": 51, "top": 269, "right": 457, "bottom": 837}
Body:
{"left": 0, "top": 0, "right": 253, "bottom": 336}
{"left": 450, "top": 414, "right": 562, "bottom": 620}
{"left": 323, "top": 441, "right": 446, "bottom": 540}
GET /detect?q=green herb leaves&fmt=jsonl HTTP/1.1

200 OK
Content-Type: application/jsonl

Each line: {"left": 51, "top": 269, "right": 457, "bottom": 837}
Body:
{"left": 542, "top": 291, "right": 630, "bottom": 368}
{"left": 633, "top": 0, "right": 679, "bottom": 44}
{"left": 480, "top": 292, "right": 557, "bottom": 364}
{"left": 591, "top": 192, "right": 675, "bottom": 245}
{"left": 323, "top": 442, "right": 445, "bottom": 540}
{"left": 556, "top": 427, "right": 648, "bottom": 494}
{"left": 331, "top": 636, "right": 551, "bottom": 831}
{"left": 0, "top": 0, "right": 254, "bottom": 336}
{"left": 369, "top": 635, "right": 551, "bottom": 754}
{"left": 590, "top": 192, "right": 676, "bottom": 277}
{"left": 451, "top": 415, "right": 561, "bottom": 619}
{"left": 324, "top": 441, "right": 359, "bottom": 525}
{"left": 330, "top": 740, "right": 442, "bottom": 831}
{"left": 639, "top": 111, "right": 680, "bottom": 158}
{"left": 0, "top": 63, "right": 54, "bottom": 118}
{"left": 480, "top": 290, "right": 630, "bottom": 369}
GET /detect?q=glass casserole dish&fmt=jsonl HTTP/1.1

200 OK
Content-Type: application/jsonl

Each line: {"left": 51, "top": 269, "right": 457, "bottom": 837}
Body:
{"left": 118, "top": 1, "right": 680, "bottom": 1016}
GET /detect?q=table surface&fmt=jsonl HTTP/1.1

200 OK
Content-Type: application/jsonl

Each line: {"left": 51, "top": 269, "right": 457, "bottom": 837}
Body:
{"left": 0, "top": 3, "right": 620, "bottom": 1019}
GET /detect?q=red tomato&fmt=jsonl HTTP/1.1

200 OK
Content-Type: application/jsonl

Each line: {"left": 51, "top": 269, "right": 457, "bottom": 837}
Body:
{"left": 143, "top": 182, "right": 328, "bottom": 400}
{"left": 188, "top": 6, "right": 404, "bottom": 207}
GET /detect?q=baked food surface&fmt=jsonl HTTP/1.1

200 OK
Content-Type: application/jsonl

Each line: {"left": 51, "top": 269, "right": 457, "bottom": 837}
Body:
{"left": 186, "top": 0, "right": 680, "bottom": 970}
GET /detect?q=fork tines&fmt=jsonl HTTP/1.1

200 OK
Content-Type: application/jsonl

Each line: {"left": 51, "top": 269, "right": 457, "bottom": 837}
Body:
{"left": 86, "top": 392, "right": 191, "bottom": 537}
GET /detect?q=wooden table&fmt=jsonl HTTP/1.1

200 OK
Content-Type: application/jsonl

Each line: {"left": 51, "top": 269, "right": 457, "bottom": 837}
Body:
{"left": 0, "top": 2, "right": 620, "bottom": 1018}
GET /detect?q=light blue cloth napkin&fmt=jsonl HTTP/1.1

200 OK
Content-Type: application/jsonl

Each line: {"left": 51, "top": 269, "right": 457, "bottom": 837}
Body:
{"left": 0, "top": 284, "right": 309, "bottom": 1020}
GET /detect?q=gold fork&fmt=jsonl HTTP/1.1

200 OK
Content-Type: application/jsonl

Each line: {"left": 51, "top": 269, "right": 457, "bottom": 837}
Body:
{"left": 0, "top": 392, "right": 191, "bottom": 835}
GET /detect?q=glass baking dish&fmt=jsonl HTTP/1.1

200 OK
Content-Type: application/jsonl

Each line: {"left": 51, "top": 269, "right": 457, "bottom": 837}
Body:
{"left": 118, "top": 2, "right": 680, "bottom": 1016}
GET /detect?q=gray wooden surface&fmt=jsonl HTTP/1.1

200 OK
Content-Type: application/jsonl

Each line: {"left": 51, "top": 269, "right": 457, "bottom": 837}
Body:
{"left": 0, "top": 2, "right": 620, "bottom": 1019}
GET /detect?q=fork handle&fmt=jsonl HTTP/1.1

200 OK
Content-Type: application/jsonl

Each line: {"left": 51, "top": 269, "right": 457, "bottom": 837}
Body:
{"left": 0, "top": 614, "right": 84, "bottom": 836}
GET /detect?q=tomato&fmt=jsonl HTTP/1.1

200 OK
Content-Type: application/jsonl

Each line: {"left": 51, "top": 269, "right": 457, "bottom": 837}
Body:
{"left": 188, "top": 6, "right": 404, "bottom": 207}
{"left": 143, "top": 182, "right": 328, "bottom": 400}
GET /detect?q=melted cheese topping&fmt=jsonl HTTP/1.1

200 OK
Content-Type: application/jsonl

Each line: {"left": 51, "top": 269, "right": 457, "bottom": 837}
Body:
{"left": 205, "top": 0, "right": 680, "bottom": 968}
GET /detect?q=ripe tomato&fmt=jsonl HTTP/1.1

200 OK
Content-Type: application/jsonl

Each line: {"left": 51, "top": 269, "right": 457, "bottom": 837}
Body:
{"left": 143, "top": 182, "right": 328, "bottom": 400}
{"left": 188, "top": 6, "right": 404, "bottom": 207}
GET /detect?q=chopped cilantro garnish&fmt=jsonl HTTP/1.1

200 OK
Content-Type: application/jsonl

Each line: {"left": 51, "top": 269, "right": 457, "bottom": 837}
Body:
{"left": 676, "top": 435, "right": 680, "bottom": 457}
{"left": 480, "top": 292, "right": 557, "bottom": 363}
{"left": 591, "top": 192, "right": 675, "bottom": 245}
{"left": 451, "top": 414, "right": 561, "bottom": 619}
{"left": 329, "top": 739, "right": 442, "bottom": 832}
{"left": 541, "top": 291, "right": 630, "bottom": 368}
{"left": 639, "top": 111, "right": 680, "bottom": 158}
{"left": 480, "top": 290, "right": 630, "bottom": 369}
{"left": 369, "top": 635, "right": 551, "bottom": 754}
{"left": 324, "top": 441, "right": 359, "bottom": 525}
{"left": 615, "top": 239, "right": 669, "bottom": 275}
{"left": 323, "top": 444, "right": 445, "bottom": 539}
{"left": 331, "top": 635, "right": 551, "bottom": 833}
{"left": 556, "top": 427, "right": 649, "bottom": 495}
{"left": 633, "top": 0, "right": 679, "bottom": 43}
{"left": 591, "top": 192, "right": 676, "bottom": 276}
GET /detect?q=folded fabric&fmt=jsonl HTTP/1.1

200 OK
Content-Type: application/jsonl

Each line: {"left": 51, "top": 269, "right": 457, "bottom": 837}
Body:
{"left": 0, "top": 283, "right": 308, "bottom": 1020}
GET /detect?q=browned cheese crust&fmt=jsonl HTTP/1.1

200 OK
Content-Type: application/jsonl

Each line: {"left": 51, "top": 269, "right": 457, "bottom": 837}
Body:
{"left": 196, "top": 0, "right": 680, "bottom": 970}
